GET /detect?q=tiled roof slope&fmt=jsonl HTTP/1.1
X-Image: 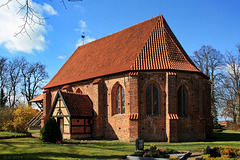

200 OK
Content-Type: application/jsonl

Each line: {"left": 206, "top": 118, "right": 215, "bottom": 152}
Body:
{"left": 44, "top": 15, "right": 200, "bottom": 89}
{"left": 29, "top": 94, "right": 43, "bottom": 102}
{"left": 132, "top": 15, "right": 199, "bottom": 71}
{"left": 61, "top": 91, "right": 93, "bottom": 117}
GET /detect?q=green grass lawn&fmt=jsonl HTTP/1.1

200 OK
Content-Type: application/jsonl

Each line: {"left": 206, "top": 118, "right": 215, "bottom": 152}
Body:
{"left": 0, "top": 130, "right": 239, "bottom": 160}
{"left": 28, "top": 129, "right": 40, "bottom": 134}
{"left": 0, "top": 131, "right": 26, "bottom": 137}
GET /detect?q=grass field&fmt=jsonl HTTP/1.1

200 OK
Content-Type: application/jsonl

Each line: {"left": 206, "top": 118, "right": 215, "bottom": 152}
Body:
{"left": 0, "top": 131, "right": 26, "bottom": 137}
{"left": 0, "top": 130, "right": 239, "bottom": 160}
{"left": 28, "top": 129, "right": 40, "bottom": 134}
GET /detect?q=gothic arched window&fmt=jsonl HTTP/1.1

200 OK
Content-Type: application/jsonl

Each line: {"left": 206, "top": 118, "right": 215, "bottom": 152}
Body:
{"left": 115, "top": 85, "right": 125, "bottom": 114}
{"left": 146, "top": 84, "right": 159, "bottom": 115}
{"left": 177, "top": 85, "right": 188, "bottom": 116}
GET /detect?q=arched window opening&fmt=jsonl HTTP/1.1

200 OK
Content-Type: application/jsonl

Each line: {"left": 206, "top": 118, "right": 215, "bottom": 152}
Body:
{"left": 146, "top": 84, "right": 159, "bottom": 115}
{"left": 76, "top": 88, "right": 82, "bottom": 94}
{"left": 178, "top": 85, "right": 188, "bottom": 116}
{"left": 115, "top": 85, "right": 125, "bottom": 114}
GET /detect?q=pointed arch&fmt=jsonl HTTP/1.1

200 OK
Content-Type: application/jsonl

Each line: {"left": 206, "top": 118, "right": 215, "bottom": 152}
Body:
{"left": 177, "top": 85, "right": 189, "bottom": 116}
{"left": 112, "top": 82, "right": 125, "bottom": 115}
{"left": 144, "top": 81, "right": 161, "bottom": 115}
{"left": 76, "top": 88, "right": 83, "bottom": 94}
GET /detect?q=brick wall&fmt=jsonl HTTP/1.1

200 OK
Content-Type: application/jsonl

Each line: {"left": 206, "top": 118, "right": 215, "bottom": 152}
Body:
{"left": 170, "top": 72, "right": 212, "bottom": 142}
{"left": 138, "top": 72, "right": 168, "bottom": 141}
{"left": 42, "top": 70, "right": 212, "bottom": 142}
{"left": 103, "top": 73, "right": 131, "bottom": 141}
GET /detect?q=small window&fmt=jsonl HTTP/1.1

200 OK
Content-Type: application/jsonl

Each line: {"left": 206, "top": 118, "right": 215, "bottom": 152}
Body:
{"left": 146, "top": 84, "right": 159, "bottom": 115}
{"left": 76, "top": 88, "right": 83, "bottom": 94}
{"left": 115, "top": 85, "right": 125, "bottom": 114}
{"left": 178, "top": 85, "right": 188, "bottom": 116}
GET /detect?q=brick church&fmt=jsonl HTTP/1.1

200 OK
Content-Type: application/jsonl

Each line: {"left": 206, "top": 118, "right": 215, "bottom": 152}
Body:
{"left": 41, "top": 15, "right": 213, "bottom": 142}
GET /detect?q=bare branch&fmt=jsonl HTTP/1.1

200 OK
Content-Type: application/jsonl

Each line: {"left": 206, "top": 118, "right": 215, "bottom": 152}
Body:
{"left": 1, "top": 0, "right": 82, "bottom": 38}
{"left": 14, "top": 0, "right": 45, "bottom": 38}
{"left": 0, "top": 0, "right": 13, "bottom": 8}
{"left": 61, "top": 0, "right": 67, "bottom": 9}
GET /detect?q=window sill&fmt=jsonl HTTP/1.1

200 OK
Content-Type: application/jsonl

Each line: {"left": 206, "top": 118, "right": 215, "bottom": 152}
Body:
{"left": 112, "top": 113, "right": 125, "bottom": 117}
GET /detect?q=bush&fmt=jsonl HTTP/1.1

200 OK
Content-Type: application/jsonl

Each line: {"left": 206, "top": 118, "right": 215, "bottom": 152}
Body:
{"left": 12, "top": 105, "right": 37, "bottom": 132}
{"left": 150, "top": 144, "right": 157, "bottom": 150}
{"left": 0, "top": 108, "right": 14, "bottom": 131}
{"left": 132, "top": 145, "right": 179, "bottom": 158}
{"left": 202, "top": 146, "right": 240, "bottom": 159}
{"left": 0, "top": 105, "right": 36, "bottom": 132}
{"left": 40, "top": 117, "right": 62, "bottom": 143}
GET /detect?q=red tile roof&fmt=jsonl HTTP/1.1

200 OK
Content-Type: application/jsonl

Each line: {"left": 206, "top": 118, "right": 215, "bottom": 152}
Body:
{"left": 61, "top": 91, "right": 93, "bottom": 117}
{"left": 44, "top": 15, "right": 201, "bottom": 89}
{"left": 30, "top": 94, "right": 43, "bottom": 102}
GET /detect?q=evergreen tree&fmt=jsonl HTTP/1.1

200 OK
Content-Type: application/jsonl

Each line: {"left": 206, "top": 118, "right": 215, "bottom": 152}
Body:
{"left": 40, "top": 117, "right": 62, "bottom": 143}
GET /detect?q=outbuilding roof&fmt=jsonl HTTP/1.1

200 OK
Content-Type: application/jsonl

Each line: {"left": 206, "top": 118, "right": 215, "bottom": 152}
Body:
{"left": 61, "top": 91, "right": 93, "bottom": 117}
{"left": 49, "top": 90, "right": 93, "bottom": 117}
{"left": 44, "top": 15, "right": 201, "bottom": 89}
{"left": 29, "top": 94, "right": 43, "bottom": 103}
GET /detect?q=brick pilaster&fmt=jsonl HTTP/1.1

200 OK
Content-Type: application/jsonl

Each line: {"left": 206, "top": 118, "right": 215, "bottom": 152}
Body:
{"left": 166, "top": 72, "right": 178, "bottom": 142}
{"left": 41, "top": 89, "right": 51, "bottom": 127}
{"left": 92, "top": 79, "right": 105, "bottom": 139}
{"left": 129, "top": 75, "right": 139, "bottom": 141}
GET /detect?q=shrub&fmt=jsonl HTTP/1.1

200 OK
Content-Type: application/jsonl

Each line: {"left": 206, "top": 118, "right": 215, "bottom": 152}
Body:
{"left": 0, "top": 108, "right": 14, "bottom": 131}
{"left": 150, "top": 144, "right": 157, "bottom": 150}
{"left": 12, "top": 105, "right": 37, "bottom": 132}
{"left": 0, "top": 105, "right": 36, "bottom": 132}
{"left": 202, "top": 146, "right": 240, "bottom": 159}
{"left": 132, "top": 146, "right": 175, "bottom": 158}
{"left": 40, "top": 117, "right": 62, "bottom": 143}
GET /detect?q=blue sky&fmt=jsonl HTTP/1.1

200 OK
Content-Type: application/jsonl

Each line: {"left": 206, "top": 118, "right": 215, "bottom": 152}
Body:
{"left": 0, "top": 0, "right": 240, "bottom": 84}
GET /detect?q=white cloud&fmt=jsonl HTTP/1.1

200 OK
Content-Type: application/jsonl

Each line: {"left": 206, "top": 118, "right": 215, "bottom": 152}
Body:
{"left": 42, "top": 3, "right": 58, "bottom": 15}
{"left": 58, "top": 55, "right": 67, "bottom": 59}
{"left": 76, "top": 36, "right": 96, "bottom": 47}
{"left": 0, "top": 0, "right": 57, "bottom": 53}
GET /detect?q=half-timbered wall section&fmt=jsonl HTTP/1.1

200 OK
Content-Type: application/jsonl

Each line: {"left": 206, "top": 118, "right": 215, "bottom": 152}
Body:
{"left": 51, "top": 94, "right": 71, "bottom": 139}
{"left": 49, "top": 90, "right": 93, "bottom": 139}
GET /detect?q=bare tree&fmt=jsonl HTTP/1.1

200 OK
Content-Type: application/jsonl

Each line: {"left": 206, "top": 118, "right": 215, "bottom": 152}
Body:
{"left": 0, "top": 56, "right": 49, "bottom": 107}
{"left": 0, "top": 0, "right": 81, "bottom": 38}
{"left": 7, "top": 57, "right": 24, "bottom": 107}
{"left": 191, "top": 45, "right": 223, "bottom": 125}
{"left": 21, "top": 61, "right": 49, "bottom": 105}
{"left": 217, "top": 75, "right": 238, "bottom": 123}
{"left": 223, "top": 45, "right": 240, "bottom": 124}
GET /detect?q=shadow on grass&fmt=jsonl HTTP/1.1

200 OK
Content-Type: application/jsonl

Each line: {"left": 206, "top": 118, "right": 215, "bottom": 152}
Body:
{"left": 213, "top": 132, "right": 240, "bottom": 141}
{"left": 0, "top": 152, "right": 126, "bottom": 160}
